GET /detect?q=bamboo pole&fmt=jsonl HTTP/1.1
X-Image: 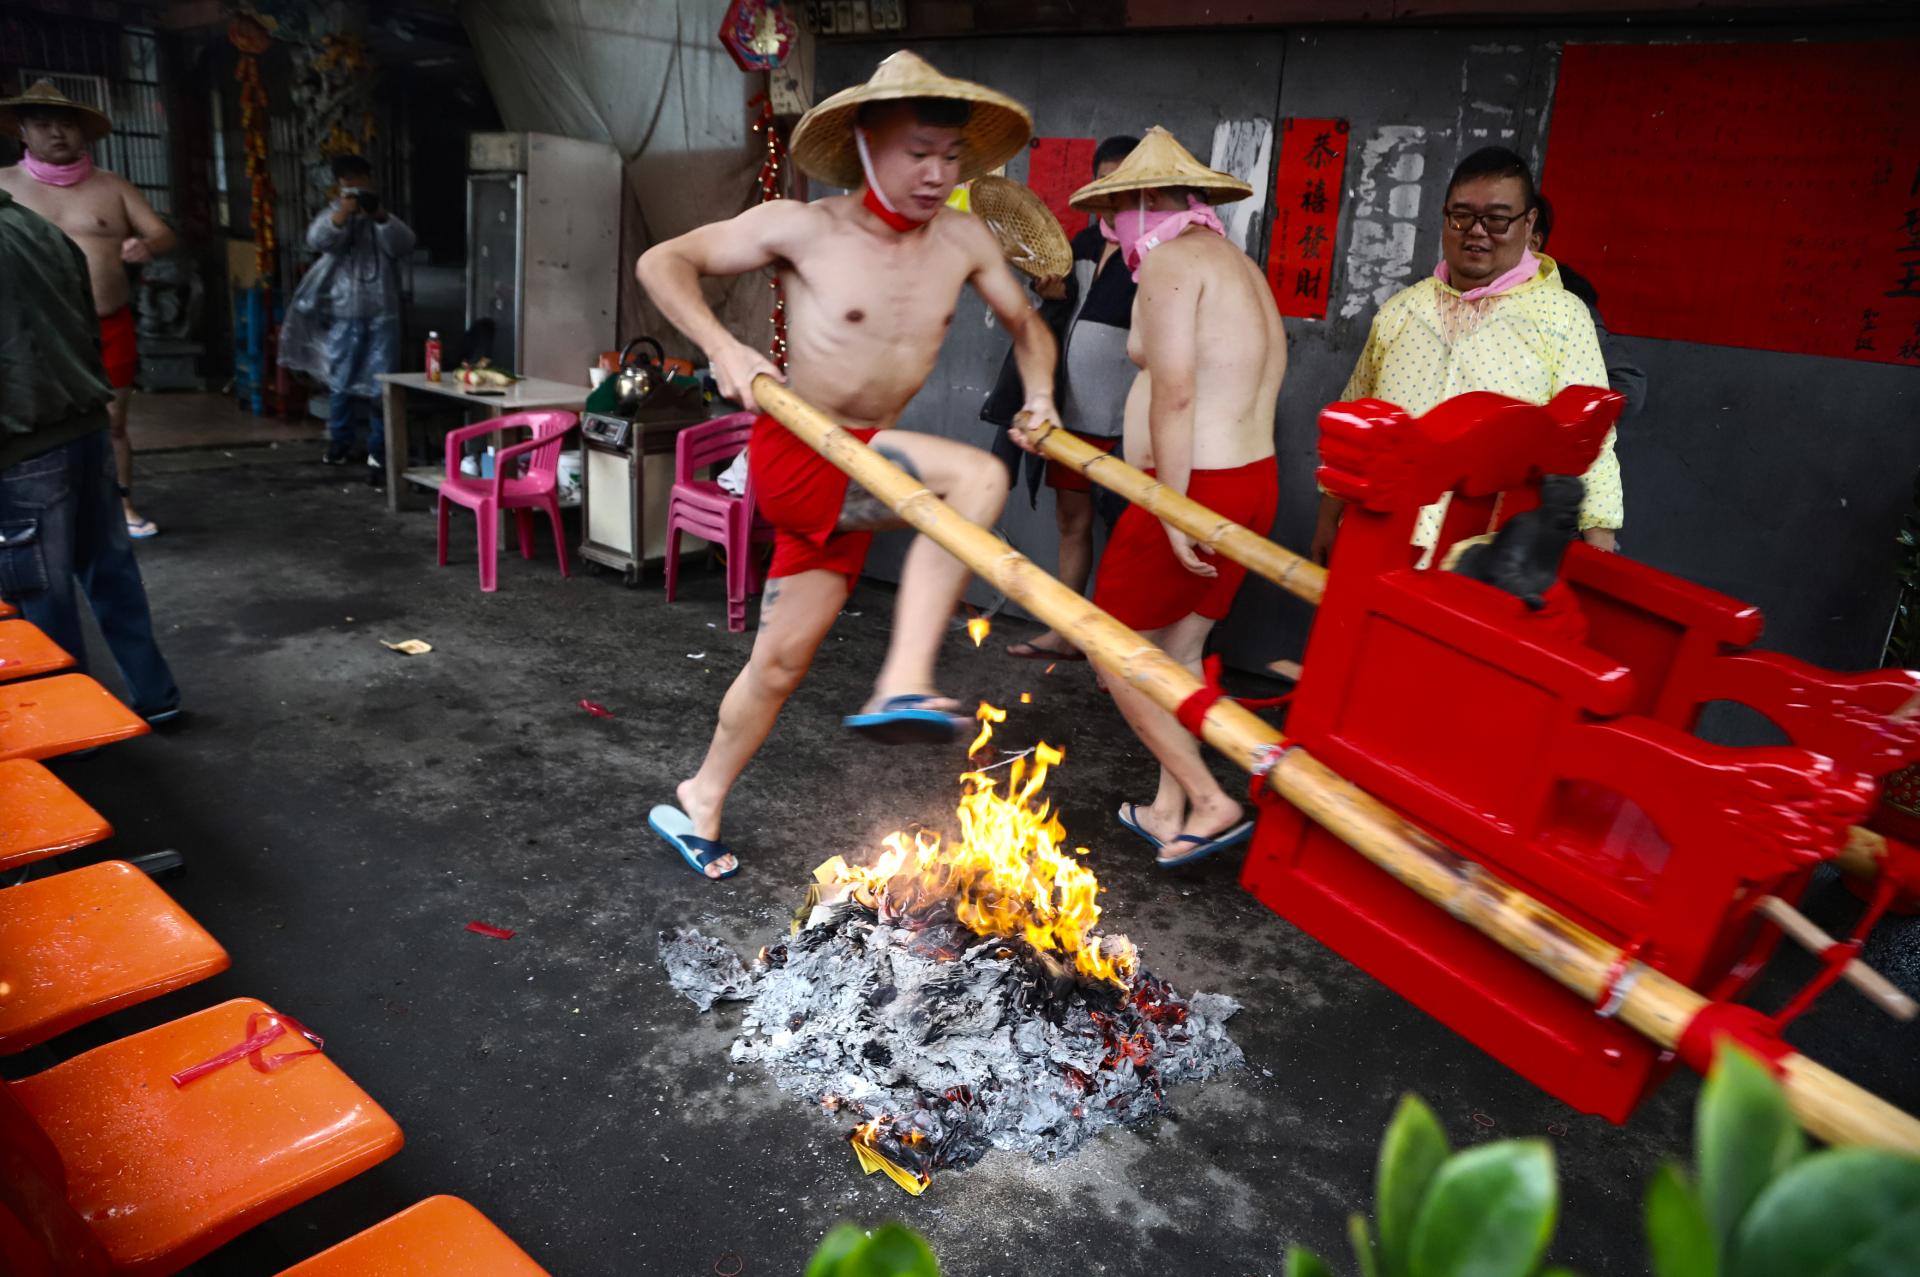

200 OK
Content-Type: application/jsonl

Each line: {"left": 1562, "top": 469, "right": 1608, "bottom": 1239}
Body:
{"left": 1016, "top": 417, "right": 1328, "bottom": 606}
{"left": 1019, "top": 415, "right": 1913, "bottom": 897}
{"left": 756, "top": 376, "right": 1920, "bottom": 1155}
{"left": 1754, "top": 896, "right": 1917, "bottom": 1021}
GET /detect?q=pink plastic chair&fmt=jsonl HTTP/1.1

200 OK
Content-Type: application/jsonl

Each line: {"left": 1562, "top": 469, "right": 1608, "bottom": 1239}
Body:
{"left": 665, "top": 411, "right": 775, "bottom": 632}
{"left": 436, "top": 410, "right": 578, "bottom": 593}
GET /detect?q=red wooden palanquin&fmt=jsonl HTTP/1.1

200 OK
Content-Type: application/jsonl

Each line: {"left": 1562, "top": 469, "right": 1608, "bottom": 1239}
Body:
{"left": 1242, "top": 388, "right": 1920, "bottom": 1122}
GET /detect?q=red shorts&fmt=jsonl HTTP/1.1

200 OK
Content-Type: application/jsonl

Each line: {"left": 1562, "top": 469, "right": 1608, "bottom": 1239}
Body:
{"left": 1044, "top": 431, "right": 1121, "bottom": 492}
{"left": 1091, "top": 457, "right": 1280, "bottom": 632}
{"left": 748, "top": 413, "right": 882, "bottom": 583}
{"left": 98, "top": 306, "right": 138, "bottom": 390}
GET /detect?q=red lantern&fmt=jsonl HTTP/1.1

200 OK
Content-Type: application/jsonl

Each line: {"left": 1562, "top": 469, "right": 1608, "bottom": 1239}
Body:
{"left": 719, "top": 0, "right": 795, "bottom": 73}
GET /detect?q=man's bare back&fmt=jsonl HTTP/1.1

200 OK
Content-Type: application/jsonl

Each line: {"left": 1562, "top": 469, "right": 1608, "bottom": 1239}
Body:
{"left": 1122, "top": 227, "right": 1286, "bottom": 470}
{"left": 0, "top": 167, "right": 151, "bottom": 315}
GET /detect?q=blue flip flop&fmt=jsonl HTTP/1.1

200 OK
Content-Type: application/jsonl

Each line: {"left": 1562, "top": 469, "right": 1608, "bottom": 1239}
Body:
{"left": 648, "top": 804, "right": 740, "bottom": 879}
{"left": 1156, "top": 820, "right": 1254, "bottom": 869}
{"left": 1116, "top": 802, "right": 1163, "bottom": 850}
{"left": 842, "top": 694, "right": 968, "bottom": 745}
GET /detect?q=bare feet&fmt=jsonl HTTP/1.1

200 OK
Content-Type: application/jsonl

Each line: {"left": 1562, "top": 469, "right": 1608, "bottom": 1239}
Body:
{"left": 1007, "top": 631, "right": 1082, "bottom": 660}
{"left": 675, "top": 777, "right": 736, "bottom": 877}
{"left": 1155, "top": 794, "right": 1246, "bottom": 865}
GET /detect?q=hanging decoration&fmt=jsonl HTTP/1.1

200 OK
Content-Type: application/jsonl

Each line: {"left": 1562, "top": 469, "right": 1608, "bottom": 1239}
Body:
{"left": 720, "top": 0, "right": 797, "bottom": 73}
{"left": 229, "top": 14, "right": 275, "bottom": 279}
{"left": 751, "top": 95, "right": 791, "bottom": 371}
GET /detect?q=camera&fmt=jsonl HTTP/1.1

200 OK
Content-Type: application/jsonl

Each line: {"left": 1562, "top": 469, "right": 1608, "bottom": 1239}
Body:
{"left": 349, "top": 188, "right": 381, "bottom": 216}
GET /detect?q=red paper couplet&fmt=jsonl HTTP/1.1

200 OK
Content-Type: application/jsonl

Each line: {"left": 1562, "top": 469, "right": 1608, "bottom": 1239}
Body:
{"left": 1265, "top": 119, "right": 1349, "bottom": 321}
{"left": 1541, "top": 41, "right": 1920, "bottom": 366}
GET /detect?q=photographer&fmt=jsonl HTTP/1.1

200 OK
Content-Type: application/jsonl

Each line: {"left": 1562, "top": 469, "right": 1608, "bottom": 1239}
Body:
{"left": 305, "top": 154, "right": 414, "bottom": 478}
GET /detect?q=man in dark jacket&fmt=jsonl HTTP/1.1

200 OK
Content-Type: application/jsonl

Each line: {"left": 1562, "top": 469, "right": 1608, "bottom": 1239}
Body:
{"left": 0, "top": 187, "right": 178, "bottom": 720}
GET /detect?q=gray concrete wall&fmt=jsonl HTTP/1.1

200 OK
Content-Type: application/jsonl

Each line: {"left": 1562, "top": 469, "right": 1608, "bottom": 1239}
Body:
{"left": 818, "top": 23, "right": 1920, "bottom": 681}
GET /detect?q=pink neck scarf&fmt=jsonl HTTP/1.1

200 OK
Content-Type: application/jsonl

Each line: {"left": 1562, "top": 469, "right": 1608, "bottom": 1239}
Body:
{"left": 21, "top": 151, "right": 94, "bottom": 187}
{"left": 1434, "top": 248, "right": 1539, "bottom": 302}
{"left": 1111, "top": 193, "right": 1226, "bottom": 280}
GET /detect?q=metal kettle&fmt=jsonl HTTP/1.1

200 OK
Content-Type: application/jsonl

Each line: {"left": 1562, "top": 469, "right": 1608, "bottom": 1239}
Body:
{"left": 613, "top": 336, "right": 667, "bottom": 414}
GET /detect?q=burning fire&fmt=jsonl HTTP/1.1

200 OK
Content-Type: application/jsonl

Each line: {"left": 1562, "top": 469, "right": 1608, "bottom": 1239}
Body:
{"left": 823, "top": 703, "right": 1137, "bottom": 987}
{"left": 966, "top": 616, "right": 990, "bottom": 646}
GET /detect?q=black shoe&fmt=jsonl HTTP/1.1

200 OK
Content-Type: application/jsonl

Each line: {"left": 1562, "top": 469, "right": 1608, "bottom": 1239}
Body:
{"left": 323, "top": 441, "right": 350, "bottom": 465}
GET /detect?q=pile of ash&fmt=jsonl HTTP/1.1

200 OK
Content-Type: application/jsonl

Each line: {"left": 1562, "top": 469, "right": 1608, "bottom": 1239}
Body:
{"left": 662, "top": 898, "right": 1241, "bottom": 1188}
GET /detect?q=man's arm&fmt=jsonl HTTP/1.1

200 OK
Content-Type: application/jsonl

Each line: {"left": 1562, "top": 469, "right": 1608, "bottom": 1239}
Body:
{"left": 636, "top": 200, "right": 811, "bottom": 409}
{"left": 964, "top": 217, "right": 1059, "bottom": 439}
{"left": 1590, "top": 306, "right": 1647, "bottom": 419}
{"left": 1133, "top": 246, "right": 1212, "bottom": 577}
{"left": 374, "top": 213, "right": 416, "bottom": 260}
{"left": 117, "top": 177, "right": 176, "bottom": 264}
{"left": 1554, "top": 299, "right": 1623, "bottom": 546}
{"left": 308, "top": 205, "right": 348, "bottom": 253}
{"left": 1311, "top": 322, "right": 1385, "bottom": 565}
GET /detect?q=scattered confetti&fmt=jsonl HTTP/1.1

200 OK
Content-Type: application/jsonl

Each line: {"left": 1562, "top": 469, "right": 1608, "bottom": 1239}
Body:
{"left": 687, "top": 652, "right": 707, "bottom": 659}
{"left": 1019, "top": 692, "right": 1032, "bottom": 704}
{"left": 579, "top": 700, "right": 615, "bottom": 719}
{"left": 381, "top": 639, "right": 433, "bottom": 655}
{"left": 1045, "top": 662, "right": 1058, "bottom": 675}
{"left": 466, "top": 921, "right": 516, "bottom": 940}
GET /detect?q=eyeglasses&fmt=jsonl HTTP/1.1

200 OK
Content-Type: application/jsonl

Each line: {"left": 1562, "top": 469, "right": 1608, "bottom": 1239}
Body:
{"left": 1443, "top": 208, "right": 1530, "bottom": 235}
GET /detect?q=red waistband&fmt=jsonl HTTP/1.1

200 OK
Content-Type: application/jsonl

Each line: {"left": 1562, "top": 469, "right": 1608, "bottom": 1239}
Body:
{"left": 1142, "top": 455, "right": 1277, "bottom": 482}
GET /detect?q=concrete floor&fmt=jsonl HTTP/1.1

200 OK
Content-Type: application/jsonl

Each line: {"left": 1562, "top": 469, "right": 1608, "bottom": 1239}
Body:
{"left": 15, "top": 444, "right": 1919, "bottom": 1276}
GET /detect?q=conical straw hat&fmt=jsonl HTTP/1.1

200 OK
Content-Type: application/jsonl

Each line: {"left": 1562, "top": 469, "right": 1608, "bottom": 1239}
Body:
{"left": 791, "top": 50, "right": 1032, "bottom": 190}
{"left": 1069, "top": 125, "right": 1249, "bottom": 212}
{"left": 969, "top": 175, "right": 1072, "bottom": 279}
{"left": 0, "top": 79, "right": 110, "bottom": 143}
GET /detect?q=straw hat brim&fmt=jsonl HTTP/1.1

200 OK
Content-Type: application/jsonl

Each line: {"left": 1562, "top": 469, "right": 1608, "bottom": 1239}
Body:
{"left": 0, "top": 83, "right": 110, "bottom": 143}
{"left": 969, "top": 175, "right": 1072, "bottom": 280}
{"left": 1068, "top": 126, "right": 1249, "bottom": 213}
{"left": 791, "top": 56, "right": 1032, "bottom": 190}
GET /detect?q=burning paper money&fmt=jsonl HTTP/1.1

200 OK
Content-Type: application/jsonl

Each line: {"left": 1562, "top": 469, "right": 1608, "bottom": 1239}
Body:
{"left": 661, "top": 707, "right": 1243, "bottom": 1194}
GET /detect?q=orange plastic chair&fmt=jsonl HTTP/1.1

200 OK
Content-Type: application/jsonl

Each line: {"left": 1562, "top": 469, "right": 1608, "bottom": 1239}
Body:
{"left": 0, "top": 674, "right": 148, "bottom": 761}
{"left": 4, "top": 997, "right": 404, "bottom": 1275}
{"left": 0, "top": 759, "right": 111, "bottom": 871}
{"left": 0, "top": 600, "right": 16, "bottom": 618}
{"left": 275, "top": 1196, "right": 550, "bottom": 1276}
{"left": 0, "top": 861, "right": 230, "bottom": 1054}
{"left": 0, "top": 621, "right": 75, "bottom": 683}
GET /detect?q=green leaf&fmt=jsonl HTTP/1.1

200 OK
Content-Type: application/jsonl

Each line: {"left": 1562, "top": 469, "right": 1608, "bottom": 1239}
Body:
{"left": 807, "top": 1223, "right": 868, "bottom": 1277}
{"left": 1696, "top": 1046, "right": 1805, "bottom": 1251}
{"left": 845, "top": 1222, "right": 940, "bottom": 1277}
{"left": 1727, "top": 1148, "right": 1920, "bottom": 1277}
{"left": 1376, "top": 1094, "right": 1451, "bottom": 1277}
{"left": 1407, "top": 1140, "right": 1557, "bottom": 1277}
{"left": 1285, "top": 1246, "right": 1338, "bottom": 1277}
{"left": 1646, "top": 1163, "right": 1718, "bottom": 1277}
{"left": 1349, "top": 1212, "right": 1381, "bottom": 1277}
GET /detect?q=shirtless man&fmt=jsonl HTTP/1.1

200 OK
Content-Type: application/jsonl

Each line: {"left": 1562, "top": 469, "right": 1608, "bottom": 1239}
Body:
{"left": 635, "top": 52, "right": 1060, "bottom": 879}
{"left": 1037, "top": 126, "right": 1285, "bottom": 868}
{"left": 0, "top": 82, "right": 175, "bottom": 538}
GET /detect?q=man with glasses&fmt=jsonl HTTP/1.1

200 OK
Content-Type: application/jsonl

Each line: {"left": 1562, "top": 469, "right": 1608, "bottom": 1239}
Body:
{"left": 1310, "top": 146, "right": 1621, "bottom": 563}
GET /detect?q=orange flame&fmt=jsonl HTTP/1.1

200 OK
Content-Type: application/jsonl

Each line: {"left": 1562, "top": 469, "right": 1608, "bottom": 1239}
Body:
{"left": 827, "top": 704, "right": 1137, "bottom": 987}
{"left": 967, "top": 616, "right": 990, "bottom": 647}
